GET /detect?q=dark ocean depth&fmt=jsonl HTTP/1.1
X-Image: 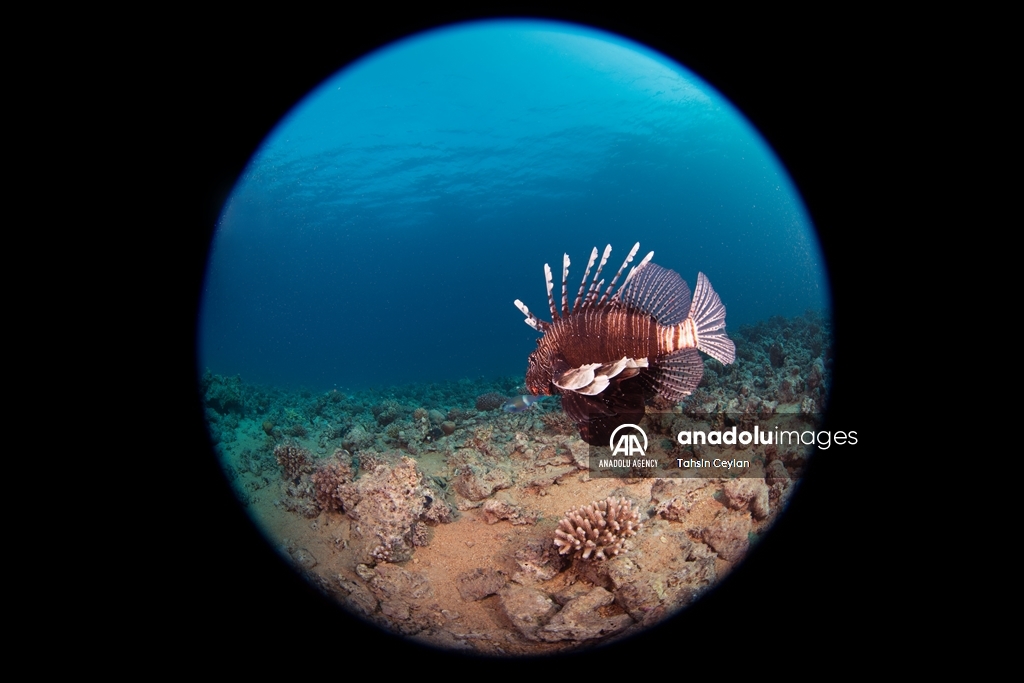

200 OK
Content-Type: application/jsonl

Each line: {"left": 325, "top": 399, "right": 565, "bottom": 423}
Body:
{"left": 198, "top": 21, "right": 829, "bottom": 392}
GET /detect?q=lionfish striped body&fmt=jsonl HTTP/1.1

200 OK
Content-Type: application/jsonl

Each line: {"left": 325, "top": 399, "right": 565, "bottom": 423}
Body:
{"left": 514, "top": 242, "right": 736, "bottom": 445}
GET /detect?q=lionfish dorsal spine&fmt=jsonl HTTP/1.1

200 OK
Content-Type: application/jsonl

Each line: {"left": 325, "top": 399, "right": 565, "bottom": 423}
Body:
{"left": 544, "top": 263, "right": 559, "bottom": 320}
{"left": 583, "top": 245, "right": 612, "bottom": 309}
{"left": 612, "top": 250, "right": 654, "bottom": 302}
{"left": 514, "top": 299, "right": 548, "bottom": 332}
{"left": 561, "top": 253, "right": 570, "bottom": 318}
{"left": 572, "top": 247, "right": 598, "bottom": 313}
{"left": 598, "top": 242, "right": 640, "bottom": 306}
{"left": 586, "top": 279, "right": 605, "bottom": 308}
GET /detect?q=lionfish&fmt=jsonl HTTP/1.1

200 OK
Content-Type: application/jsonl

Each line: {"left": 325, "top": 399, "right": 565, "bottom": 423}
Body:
{"left": 514, "top": 242, "right": 736, "bottom": 446}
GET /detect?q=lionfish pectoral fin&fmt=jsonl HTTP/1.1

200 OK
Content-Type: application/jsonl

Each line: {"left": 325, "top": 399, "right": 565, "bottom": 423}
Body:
{"left": 617, "top": 366, "right": 642, "bottom": 381}
{"left": 689, "top": 272, "right": 736, "bottom": 365}
{"left": 554, "top": 357, "right": 648, "bottom": 395}
{"left": 553, "top": 362, "right": 602, "bottom": 392}
{"left": 638, "top": 348, "right": 704, "bottom": 402}
{"left": 575, "top": 375, "right": 611, "bottom": 396}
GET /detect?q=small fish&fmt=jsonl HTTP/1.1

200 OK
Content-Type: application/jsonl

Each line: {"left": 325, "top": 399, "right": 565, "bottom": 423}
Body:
{"left": 514, "top": 242, "right": 736, "bottom": 446}
{"left": 502, "top": 395, "right": 545, "bottom": 413}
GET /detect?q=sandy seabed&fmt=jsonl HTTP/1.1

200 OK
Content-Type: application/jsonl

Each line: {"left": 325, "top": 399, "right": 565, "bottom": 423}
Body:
{"left": 204, "top": 311, "right": 829, "bottom": 656}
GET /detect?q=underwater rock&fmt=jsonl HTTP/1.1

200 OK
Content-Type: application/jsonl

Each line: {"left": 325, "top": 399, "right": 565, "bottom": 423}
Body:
{"left": 336, "top": 575, "right": 378, "bottom": 617}
{"left": 341, "top": 423, "right": 374, "bottom": 452}
{"left": 524, "top": 465, "right": 577, "bottom": 490}
{"left": 456, "top": 568, "right": 506, "bottom": 601}
{"left": 703, "top": 510, "right": 752, "bottom": 562}
{"left": 651, "top": 477, "right": 704, "bottom": 504}
{"left": 452, "top": 463, "right": 512, "bottom": 502}
{"left": 766, "top": 459, "right": 794, "bottom": 509}
{"left": 366, "top": 563, "right": 442, "bottom": 636}
{"left": 536, "top": 586, "right": 633, "bottom": 643}
{"left": 499, "top": 585, "right": 559, "bottom": 641}
{"left": 203, "top": 372, "right": 246, "bottom": 415}
{"left": 602, "top": 528, "right": 717, "bottom": 622}
{"left": 723, "top": 478, "right": 770, "bottom": 520}
{"left": 346, "top": 453, "right": 452, "bottom": 563}
{"left": 512, "top": 537, "right": 562, "bottom": 583}
{"left": 288, "top": 546, "right": 318, "bottom": 571}
{"left": 482, "top": 497, "right": 536, "bottom": 526}
{"left": 566, "top": 439, "right": 591, "bottom": 469}
{"left": 604, "top": 556, "right": 662, "bottom": 621}
{"left": 654, "top": 496, "right": 690, "bottom": 522}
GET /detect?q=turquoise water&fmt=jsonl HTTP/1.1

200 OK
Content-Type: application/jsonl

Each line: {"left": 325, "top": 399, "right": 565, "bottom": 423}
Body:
{"left": 198, "top": 20, "right": 828, "bottom": 391}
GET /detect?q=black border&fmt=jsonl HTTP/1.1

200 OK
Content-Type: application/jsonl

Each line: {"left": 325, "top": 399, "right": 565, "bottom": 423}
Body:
{"left": 168, "top": 6, "right": 878, "bottom": 671}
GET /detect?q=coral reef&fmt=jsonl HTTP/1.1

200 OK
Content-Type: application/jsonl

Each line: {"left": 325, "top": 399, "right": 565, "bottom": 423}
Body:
{"left": 554, "top": 496, "right": 641, "bottom": 561}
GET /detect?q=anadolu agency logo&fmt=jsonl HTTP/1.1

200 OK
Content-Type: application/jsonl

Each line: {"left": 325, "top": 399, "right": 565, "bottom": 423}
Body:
{"left": 609, "top": 424, "right": 649, "bottom": 457}
{"left": 596, "top": 424, "right": 660, "bottom": 474}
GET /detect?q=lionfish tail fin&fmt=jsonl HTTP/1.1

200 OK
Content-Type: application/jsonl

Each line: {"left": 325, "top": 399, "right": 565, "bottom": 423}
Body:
{"left": 690, "top": 272, "right": 736, "bottom": 364}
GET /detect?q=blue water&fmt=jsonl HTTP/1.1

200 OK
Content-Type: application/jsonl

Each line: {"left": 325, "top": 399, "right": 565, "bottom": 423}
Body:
{"left": 198, "top": 20, "right": 829, "bottom": 391}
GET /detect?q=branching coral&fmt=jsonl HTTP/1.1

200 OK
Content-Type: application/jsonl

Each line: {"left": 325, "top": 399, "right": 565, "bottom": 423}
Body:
{"left": 554, "top": 496, "right": 641, "bottom": 561}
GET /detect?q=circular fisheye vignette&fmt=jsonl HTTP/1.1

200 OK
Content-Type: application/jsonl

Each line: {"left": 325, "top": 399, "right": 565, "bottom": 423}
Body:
{"left": 197, "top": 18, "right": 832, "bottom": 656}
